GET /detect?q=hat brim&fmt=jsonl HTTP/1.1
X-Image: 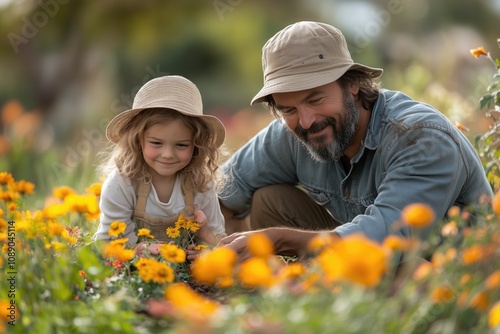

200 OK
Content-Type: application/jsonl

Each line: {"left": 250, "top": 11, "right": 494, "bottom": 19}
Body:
{"left": 106, "top": 107, "right": 226, "bottom": 148}
{"left": 251, "top": 63, "right": 383, "bottom": 105}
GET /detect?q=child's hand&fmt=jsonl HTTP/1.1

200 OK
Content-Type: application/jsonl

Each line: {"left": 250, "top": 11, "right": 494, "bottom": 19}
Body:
{"left": 194, "top": 209, "right": 217, "bottom": 244}
{"left": 134, "top": 241, "right": 162, "bottom": 257}
{"left": 186, "top": 243, "right": 201, "bottom": 261}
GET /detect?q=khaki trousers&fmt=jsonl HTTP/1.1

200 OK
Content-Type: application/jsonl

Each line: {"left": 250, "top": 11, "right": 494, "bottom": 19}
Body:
{"left": 249, "top": 184, "right": 340, "bottom": 230}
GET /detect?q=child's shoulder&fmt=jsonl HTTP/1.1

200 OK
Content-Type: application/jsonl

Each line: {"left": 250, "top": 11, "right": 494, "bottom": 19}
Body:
{"left": 103, "top": 168, "right": 134, "bottom": 187}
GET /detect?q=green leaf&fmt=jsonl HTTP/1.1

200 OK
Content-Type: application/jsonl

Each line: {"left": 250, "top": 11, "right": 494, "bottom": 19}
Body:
{"left": 479, "top": 94, "right": 494, "bottom": 109}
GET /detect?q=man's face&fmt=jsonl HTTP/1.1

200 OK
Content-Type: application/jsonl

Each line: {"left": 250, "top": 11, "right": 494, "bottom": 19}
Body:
{"left": 271, "top": 81, "right": 360, "bottom": 162}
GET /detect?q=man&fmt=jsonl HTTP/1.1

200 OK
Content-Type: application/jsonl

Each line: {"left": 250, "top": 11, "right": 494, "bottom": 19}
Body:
{"left": 218, "top": 21, "right": 492, "bottom": 261}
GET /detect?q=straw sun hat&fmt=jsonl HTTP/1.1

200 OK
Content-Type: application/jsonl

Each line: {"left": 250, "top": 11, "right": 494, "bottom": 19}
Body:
{"left": 106, "top": 75, "right": 225, "bottom": 147}
{"left": 251, "top": 21, "right": 383, "bottom": 105}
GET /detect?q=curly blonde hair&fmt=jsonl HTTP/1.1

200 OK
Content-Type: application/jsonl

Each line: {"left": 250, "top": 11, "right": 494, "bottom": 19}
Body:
{"left": 98, "top": 108, "right": 225, "bottom": 193}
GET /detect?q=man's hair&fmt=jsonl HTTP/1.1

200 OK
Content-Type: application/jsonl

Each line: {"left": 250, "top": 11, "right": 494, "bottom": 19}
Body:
{"left": 265, "top": 69, "right": 381, "bottom": 118}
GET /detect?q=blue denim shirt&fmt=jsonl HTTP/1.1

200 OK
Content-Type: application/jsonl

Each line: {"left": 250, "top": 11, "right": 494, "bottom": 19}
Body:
{"left": 220, "top": 89, "right": 493, "bottom": 243}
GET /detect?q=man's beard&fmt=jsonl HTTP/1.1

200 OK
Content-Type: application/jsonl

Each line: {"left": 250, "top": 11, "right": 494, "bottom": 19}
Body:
{"left": 292, "top": 91, "right": 360, "bottom": 162}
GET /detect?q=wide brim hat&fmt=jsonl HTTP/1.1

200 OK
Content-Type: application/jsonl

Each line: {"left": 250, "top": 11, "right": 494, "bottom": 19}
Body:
{"left": 251, "top": 21, "right": 383, "bottom": 105}
{"left": 106, "top": 75, "right": 225, "bottom": 147}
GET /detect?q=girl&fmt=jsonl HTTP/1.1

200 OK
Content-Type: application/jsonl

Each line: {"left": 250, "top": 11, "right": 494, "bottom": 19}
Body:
{"left": 93, "top": 75, "right": 227, "bottom": 258}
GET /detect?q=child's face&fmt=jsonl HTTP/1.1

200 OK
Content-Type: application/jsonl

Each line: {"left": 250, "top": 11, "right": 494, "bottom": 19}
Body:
{"left": 142, "top": 119, "right": 195, "bottom": 180}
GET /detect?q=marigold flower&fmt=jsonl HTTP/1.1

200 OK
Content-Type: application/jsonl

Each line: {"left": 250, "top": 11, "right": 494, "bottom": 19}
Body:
{"left": 237, "top": 257, "right": 275, "bottom": 288}
{"left": 150, "top": 262, "right": 174, "bottom": 284}
{"left": 165, "top": 282, "right": 219, "bottom": 317}
{"left": 160, "top": 244, "right": 186, "bottom": 263}
{"left": 492, "top": 191, "right": 500, "bottom": 216}
{"left": 85, "top": 182, "right": 102, "bottom": 197}
{"left": 195, "top": 244, "right": 208, "bottom": 252}
{"left": 166, "top": 226, "right": 180, "bottom": 238}
{"left": 191, "top": 247, "right": 237, "bottom": 285}
{"left": 461, "top": 245, "right": 488, "bottom": 265}
{"left": 248, "top": 232, "right": 274, "bottom": 258}
{"left": 413, "top": 261, "right": 434, "bottom": 280}
{"left": 460, "top": 273, "right": 472, "bottom": 285}
{"left": 382, "top": 235, "right": 409, "bottom": 251}
{"left": 441, "top": 221, "right": 458, "bottom": 236}
{"left": 43, "top": 203, "right": 68, "bottom": 219}
{"left": 0, "top": 172, "right": 14, "bottom": 185}
{"left": 489, "top": 301, "right": 500, "bottom": 328}
{"left": 470, "top": 46, "right": 488, "bottom": 58}
{"left": 430, "top": 285, "right": 454, "bottom": 303}
{"left": 486, "top": 270, "right": 500, "bottom": 290}
{"left": 64, "top": 193, "right": 99, "bottom": 216}
{"left": 137, "top": 258, "right": 158, "bottom": 282}
{"left": 447, "top": 206, "right": 460, "bottom": 218}
{"left": 175, "top": 214, "right": 189, "bottom": 229}
{"left": 48, "top": 221, "right": 66, "bottom": 237}
{"left": 278, "top": 262, "right": 306, "bottom": 280}
{"left": 401, "top": 203, "right": 435, "bottom": 228}
{"left": 315, "top": 234, "right": 388, "bottom": 288}
{"left": 308, "top": 233, "right": 337, "bottom": 252}
{"left": 470, "top": 291, "right": 490, "bottom": 311}
{"left": 51, "top": 241, "right": 68, "bottom": 252}
{"left": 137, "top": 228, "right": 154, "bottom": 239}
{"left": 186, "top": 219, "right": 200, "bottom": 233}
{"left": 8, "top": 180, "right": 35, "bottom": 195}
{"left": 108, "top": 221, "right": 127, "bottom": 238}
{"left": 53, "top": 185, "right": 76, "bottom": 199}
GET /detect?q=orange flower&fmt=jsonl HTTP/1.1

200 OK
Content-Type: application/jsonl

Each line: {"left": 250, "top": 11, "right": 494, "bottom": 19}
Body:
{"left": 486, "top": 270, "right": 500, "bottom": 290}
{"left": 85, "top": 182, "right": 102, "bottom": 197}
{"left": 492, "top": 191, "right": 500, "bottom": 216}
{"left": 8, "top": 180, "right": 35, "bottom": 194}
{"left": 191, "top": 247, "right": 237, "bottom": 285}
{"left": 382, "top": 235, "right": 409, "bottom": 251}
{"left": 278, "top": 262, "right": 306, "bottom": 280}
{"left": 308, "top": 233, "right": 337, "bottom": 252}
{"left": 315, "top": 234, "right": 388, "bottom": 287}
{"left": 108, "top": 221, "right": 127, "bottom": 238}
{"left": 53, "top": 186, "right": 76, "bottom": 199}
{"left": 461, "top": 245, "right": 488, "bottom": 265}
{"left": 470, "top": 291, "right": 490, "bottom": 311}
{"left": 441, "top": 221, "right": 458, "bottom": 236}
{"left": 430, "top": 285, "right": 454, "bottom": 303}
{"left": 470, "top": 46, "right": 488, "bottom": 58}
{"left": 237, "top": 257, "right": 275, "bottom": 288}
{"left": 165, "top": 282, "right": 219, "bottom": 317}
{"left": 401, "top": 203, "right": 435, "bottom": 228}
{"left": 413, "top": 261, "right": 434, "bottom": 280}
{"left": 247, "top": 232, "right": 274, "bottom": 258}
{"left": 0, "top": 172, "right": 14, "bottom": 185}
{"left": 137, "top": 228, "right": 154, "bottom": 239}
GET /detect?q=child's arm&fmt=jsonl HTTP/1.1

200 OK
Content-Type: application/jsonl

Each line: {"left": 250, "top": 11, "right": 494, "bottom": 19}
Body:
{"left": 193, "top": 208, "right": 226, "bottom": 245}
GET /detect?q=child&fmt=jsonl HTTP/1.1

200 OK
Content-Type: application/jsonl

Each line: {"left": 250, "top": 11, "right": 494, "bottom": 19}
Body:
{"left": 93, "top": 75, "right": 227, "bottom": 258}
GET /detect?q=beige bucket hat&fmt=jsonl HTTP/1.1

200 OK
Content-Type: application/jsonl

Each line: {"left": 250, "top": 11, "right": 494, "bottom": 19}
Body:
{"left": 106, "top": 75, "right": 225, "bottom": 147}
{"left": 251, "top": 21, "right": 383, "bottom": 105}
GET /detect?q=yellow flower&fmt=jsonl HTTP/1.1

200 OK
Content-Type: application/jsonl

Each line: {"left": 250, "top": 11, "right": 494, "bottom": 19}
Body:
{"left": 85, "top": 182, "right": 102, "bottom": 197}
{"left": 165, "top": 282, "right": 219, "bottom": 317}
{"left": 137, "top": 258, "right": 157, "bottom": 282}
{"left": 430, "top": 285, "right": 454, "bottom": 303}
{"left": 447, "top": 206, "right": 460, "bottom": 218}
{"left": 137, "top": 228, "right": 154, "bottom": 239}
{"left": 412, "top": 261, "right": 434, "bottom": 281}
{"left": 105, "top": 238, "right": 134, "bottom": 262}
{"left": 0, "top": 172, "right": 14, "bottom": 185}
{"left": 151, "top": 262, "right": 174, "bottom": 284}
{"left": 489, "top": 301, "right": 500, "bottom": 328}
{"left": 237, "top": 257, "right": 275, "bottom": 288}
{"left": 401, "top": 203, "right": 435, "bottom": 228}
{"left": 43, "top": 203, "right": 68, "bottom": 219}
{"left": 108, "top": 221, "right": 127, "bottom": 238}
{"left": 51, "top": 241, "right": 68, "bottom": 252}
{"left": 53, "top": 185, "right": 76, "bottom": 199}
{"left": 160, "top": 244, "right": 186, "bottom": 263}
{"left": 470, "top": 46, "right": 488, "bottom": 58}
{"left": 195, "top": 244, "right": 208, "bottom": 252}
{"left": 247, "top": 232, "right": 274, "bottom": 258}
{"left": 63, "top": 193, "right": 99, "bottom": 216}
{"left": 191, "top": 247, "right": 237, "bottom": 285}
{"left": 187, "top": 219, "right": 200, "bottom": 233}
{"left": 175, "top": 214, "right": 189, "bottom": 229}
{"left": 166, "top": 226, "right": 180, "bottom": 239}
{"left": 315, "top": 234, "right": 388, "bottom": 288}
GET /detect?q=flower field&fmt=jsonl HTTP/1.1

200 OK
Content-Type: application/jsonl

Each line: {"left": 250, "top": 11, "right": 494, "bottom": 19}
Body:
{"left": 1, "top": 46, "right": 500, "bottom": 334}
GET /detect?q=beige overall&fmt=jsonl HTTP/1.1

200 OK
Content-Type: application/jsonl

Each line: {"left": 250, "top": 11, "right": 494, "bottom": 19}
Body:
{"left": 132, "top": 180, "right": 195, "bottom": 243}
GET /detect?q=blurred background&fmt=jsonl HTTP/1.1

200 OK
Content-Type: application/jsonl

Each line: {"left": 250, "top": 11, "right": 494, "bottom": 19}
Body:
{"left": 0, "top": 0, "right": 499, "bottom": 202}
